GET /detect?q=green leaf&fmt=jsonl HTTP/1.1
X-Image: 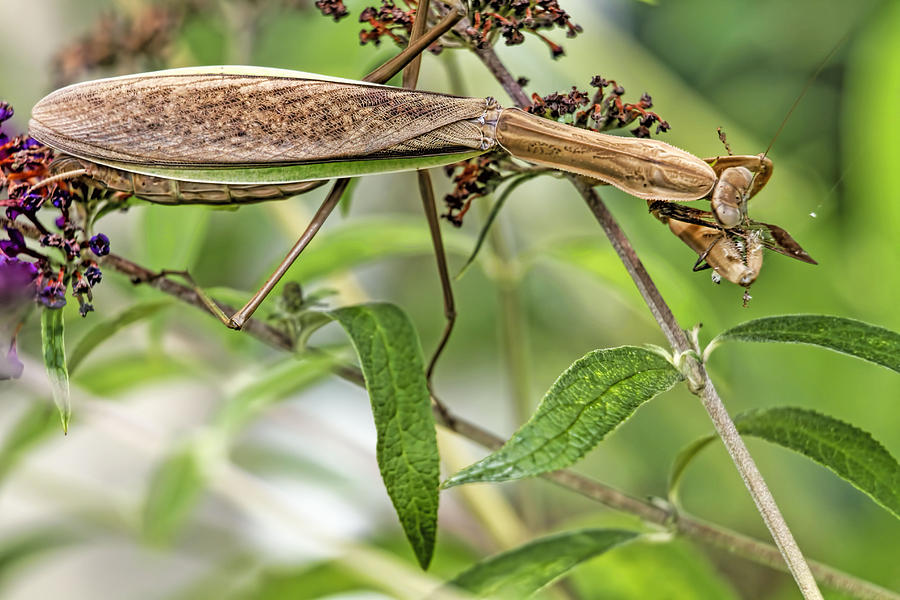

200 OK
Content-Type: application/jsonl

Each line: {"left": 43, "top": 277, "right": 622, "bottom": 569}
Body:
{"left": 443, "top": 347, "right": 682, "bottom": 487}
{"left": 0, "top": 528, "right": 79, "bottom": 586}
{"left": 667, "top": 435, "right": 716, "bottom": 504}
{"left": 735, "top": 408, "right": 900, "bottom": 520}
{"left": 139, "top": 204, "right": 210, "bottom": 270}
{"left": 142, "top": 446, "right": 207, "bottom": 545}
{"left": 40, "top": 307, "right": 70, "bottom": 433}
{"left": 73, "top": 353, "right": 195, "bottom": 397}
{"left": 456, "top": 173, "right": 539, "bottom": 280}
{"left": 215, "top": 353, "right": 337, "bottom": 436}
{"left": 269, "top": 217, "right": 472, "bottom": 285}
{"left": 68, "top": 300, "right": 172, "bottom": 374}
{"left": 568, "top": 535, "right": 739, "bottom": 600}
{"left": 448, "top": 528, "right": 638, "bottom": 598}
{"left": 668, "top": 407, "right": 900, "bottom": 520}
{"left": 708, "top": 315, "right": 900, "bottom": 373}
{"left": 0, "top": 404, "right": 57, "bottom": 483}
{"left": 329, "top": 303, "right": 439, "bottom": 570}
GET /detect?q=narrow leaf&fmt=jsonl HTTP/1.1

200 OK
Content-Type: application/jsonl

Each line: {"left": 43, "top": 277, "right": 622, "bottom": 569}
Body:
{"left": 448, "top": 528, "right": 638, "bottom": 598}
{"left": 444, "top": 347, "right": 682, "bottom": 487}
{"left": 0, "top": 404, "right": 57, "bottom": 483}
{"left": 142, "top": 447, "right": 206, "bottom": 545}
{"left": 667, "top": 435, "right": 716, "bottom": 504}
{"left": 668, "top": 407, "right": 900, "bottom": 520}
{"left": 68, "top": 300, "right": 172, "bottom": 373}
{"left": 216, "top": 353, "right": 337, "bottom": 435}
{"left": 40, "top": 307, "right": 69, "bottom": 433}
{"left": 709, "top": 315, "right": 900, "bottom": 373}
{"left": 329, "top": 303, "right": 439, "bottom": 569}
{"left": 456, "top": 173, "right": 539, "bottom": 280}
{"left": 734, "top": 407, "right": 900, "bottom": 519}
{"left": 271, "top": 217, "right": 472, "bottom": 285}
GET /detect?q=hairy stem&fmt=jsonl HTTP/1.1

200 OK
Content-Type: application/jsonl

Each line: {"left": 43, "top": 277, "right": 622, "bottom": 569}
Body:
{"left": 466, "top": 41, "right": 824, "bottom": 599}
{"left": 4, "top": 213, "right": 893, "bottom": 600}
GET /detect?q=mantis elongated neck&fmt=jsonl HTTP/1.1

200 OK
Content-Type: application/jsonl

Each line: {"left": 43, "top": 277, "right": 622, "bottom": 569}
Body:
{"left": 494, "top": 108, "right": 716, "bottom": 202}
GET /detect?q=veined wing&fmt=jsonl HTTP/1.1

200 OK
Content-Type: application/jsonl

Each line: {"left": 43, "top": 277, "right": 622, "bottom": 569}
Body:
{"left": 649, "top": 202, "right": 817, "bottom": 264}
{"left": 30, "top": 66, "right": 492, "bottom": 169}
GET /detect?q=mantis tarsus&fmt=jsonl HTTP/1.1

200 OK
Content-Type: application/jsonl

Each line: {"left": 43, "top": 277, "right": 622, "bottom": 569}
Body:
{"left": 25, "top": 1, "right": 815, "bottom": 379}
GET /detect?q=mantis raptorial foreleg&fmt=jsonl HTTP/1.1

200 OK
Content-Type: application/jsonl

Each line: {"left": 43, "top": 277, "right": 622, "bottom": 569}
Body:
{"left": 223, "top": 0, "right": 467, "bottom": 331}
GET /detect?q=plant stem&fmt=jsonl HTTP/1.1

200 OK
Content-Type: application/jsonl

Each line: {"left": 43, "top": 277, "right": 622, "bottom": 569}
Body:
{"left": 6, "top": 212, "right": 891, "bottom": 599}
{"left": 466, "top": 41, "right": 824, "bottom": 599}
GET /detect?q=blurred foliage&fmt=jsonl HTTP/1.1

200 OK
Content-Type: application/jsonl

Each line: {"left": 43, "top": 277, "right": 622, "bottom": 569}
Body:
{"left": 0, "top": 0, "right": 898, "bottom": 599}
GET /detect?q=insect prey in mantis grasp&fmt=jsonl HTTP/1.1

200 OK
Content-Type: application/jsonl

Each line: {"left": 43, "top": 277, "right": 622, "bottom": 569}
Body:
{"left": 26, "top": 61, "right": 815, "bottom": 326}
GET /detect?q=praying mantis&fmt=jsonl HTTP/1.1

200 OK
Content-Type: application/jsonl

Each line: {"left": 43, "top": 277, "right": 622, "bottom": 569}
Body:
{"left": 24, "top": 0, "right": 815, "bottom": 370}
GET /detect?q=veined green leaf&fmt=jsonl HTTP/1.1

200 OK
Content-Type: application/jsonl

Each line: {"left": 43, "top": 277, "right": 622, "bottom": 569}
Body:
{"left": 448, "top": 528, "right": 638, "bottom": 598}
{"left": 40, "top": 308, "right": 69, "bottom": 433}
{"left": 707, "top": 315, "right": 900, "bottom": 373}
{"left": 68, "top": 300, "right": 172, "bottom": 374}
{"left": 329, "top": 303, "right": 439, "bottom": 569}
{"left": 443, "top": 347, "right": 682, "bottom": 487}
{"left": 735, "top": 408, "right": 900, "bottom": 519}
{"left": 669, "top": 408, "right": 900, "bottom": 520}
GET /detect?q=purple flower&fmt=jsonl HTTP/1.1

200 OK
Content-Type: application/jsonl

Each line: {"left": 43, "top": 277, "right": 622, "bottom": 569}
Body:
{"left": 0, "top": 102, "right": 12, "bottom": 123}
{"left": 0, "top": 228, "right": 26, "bottom": 257}
{"left": 84, "top": 265, "right": 102, "bottom": 286}
{"left": 50, "top": 188, "right": 72, "bottom": 209}
{"left": 72, "top": 273, "right": 90, "bottom": 294}
{"left": 55, "top": 215, "right": 66, "bottom": 229}
{"left": 37, "top": 282, "right": 66, "bottom": 309}
{"left": 21, "top": 137, "right": 39, "bottom": 149}
{"left": 0, "top": 254, "right": 38, "bottom": 300}
{"left": 0, "top": 338, "right": 23, "bottom": 380}
{"left": 89, "top": 233, "right": 110, "bottom": 256}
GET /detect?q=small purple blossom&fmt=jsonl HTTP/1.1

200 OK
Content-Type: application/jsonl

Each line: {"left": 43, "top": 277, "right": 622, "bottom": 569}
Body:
{"left": 89, "top": 233, "right": 110, "bottom": 256}
{"left": 0, "top": 339, "right": 24, "bottom": 380}
{"left": 21, "top": 137, "right": 40, "bottom": 149}
{"left": 84, "top": 265, "right": 102, "bottom": 286}
{"left": 37, "top": 281, "right": 67, "bottom": 309}
{"left": 0, "top": 102, "right": 12, "bottom": 123}
{"left": 0, "top": 228, "right": 26, "bottom": 257}
{"left": 55, "top": 215, "right": 66, "bottom": 229}
{"left": 0, "top": 254, "right": 38, "bottom": 302}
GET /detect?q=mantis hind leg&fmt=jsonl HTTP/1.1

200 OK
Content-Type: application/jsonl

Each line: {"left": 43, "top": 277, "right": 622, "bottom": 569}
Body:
{"left": 404, "top": 0, "right": 458, "bottom": 422}
{"left": 217, "top": 2, "right": 467, "bottom": 331}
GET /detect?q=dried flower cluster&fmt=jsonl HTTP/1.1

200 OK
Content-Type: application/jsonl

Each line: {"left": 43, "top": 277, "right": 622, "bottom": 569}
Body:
{"left": 442, "top": 77, "right": 670, "bottom": 224}
{"left": 53, "top": 5, "right": 182, "bottom": 85}
{"left": 526, "top": 76, "right": 670, "bottom": 138}
{"left": 0, "top": 103, "right": 109, "bottom": 323}
{"left": 315, "top": 0, "right": 581, "bottom": 58}
{"left": 465, "top": 0, "right": 581, "bottom": 58}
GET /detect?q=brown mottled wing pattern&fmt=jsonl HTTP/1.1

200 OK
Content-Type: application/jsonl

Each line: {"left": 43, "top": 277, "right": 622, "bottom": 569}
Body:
{"left": 29, "top": 72, "right": 489, "bottom": 167}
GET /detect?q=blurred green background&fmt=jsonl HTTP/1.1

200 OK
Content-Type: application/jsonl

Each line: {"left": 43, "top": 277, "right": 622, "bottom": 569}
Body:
{"left": 0, "top": 0, "right": 897, "bottom": 598}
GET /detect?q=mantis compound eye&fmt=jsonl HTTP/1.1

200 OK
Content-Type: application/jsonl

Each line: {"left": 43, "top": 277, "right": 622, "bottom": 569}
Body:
{"left": 714, "top": 202, "right": 742, "bottom": 228}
